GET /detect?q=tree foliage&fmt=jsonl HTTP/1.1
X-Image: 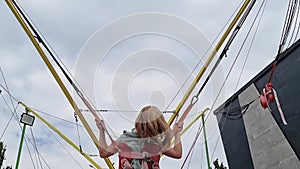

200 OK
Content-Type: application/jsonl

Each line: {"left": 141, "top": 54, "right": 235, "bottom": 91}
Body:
{"left": 0, "top": 141, "right": 12, "bottom": 169}
{"left": 213, "top": 159, "right": 227, "bottom": 169}
{"left": 0, "top": 141, "right": 6, "bottom": 168}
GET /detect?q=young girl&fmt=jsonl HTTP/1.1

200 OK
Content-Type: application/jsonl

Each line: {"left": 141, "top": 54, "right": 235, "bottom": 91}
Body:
{"left": 95, "top": 105, "right": 183, "bottom": 169}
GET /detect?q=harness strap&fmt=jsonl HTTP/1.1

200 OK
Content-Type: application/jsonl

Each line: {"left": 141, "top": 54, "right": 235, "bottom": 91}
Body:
{"left": 260, "top": 83, "right": 287, "bottom": 125}
{"left": 141, "top": 161, "right": 149, "bottom": 169}
{"left": 120, "top": 152, "right": 148, "bottom": 159}
{"left": 263, "top": 88, "right": 272, "bottom": 112}
{"left": 272, "top": 88, "right": 287, "bottom": 125}
{"left": 121, "top": 158, "right": 132, "bottom": 169}
{"left": 119, "top": 153, "right": 160, "bottom": 169}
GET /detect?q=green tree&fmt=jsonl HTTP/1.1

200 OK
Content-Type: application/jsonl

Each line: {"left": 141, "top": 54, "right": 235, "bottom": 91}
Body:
{"left": 0, "top": 141, "right": 12, "bottom": 169}
{"left": 0, "top": 141, "right": 6, "bottom": 168}
{"left": 213, "top": 159, "right": 227, "bottom": 169}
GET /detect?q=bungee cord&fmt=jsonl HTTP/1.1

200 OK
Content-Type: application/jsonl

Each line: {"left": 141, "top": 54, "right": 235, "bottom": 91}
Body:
{"left": 79, "top": 109, "right": 175, "bottom": 114}
{"left": 214, "top": 0, "right": 267, "bottom": 121}
{"left": 281, "top": 0, "right": 299, "bottom": 54}
{"left": 0, "top": 83, "right": 19, "bottom": 103}
{"left": 9, "top": 0, "right": 115, "bottom": 142}
{"left": 0, "top": 81, "right": 41, "bottom": 168}
{"left": 196, "top": 0, "right": 256, "bottom": 99}
{"left": 0, "top": 67, "right": 16, "bottom": 110}
{"left": 2, "top": 80, "right": 108, "bottom": 163}
{"left": 4, "top": 0, "right": 261, "bottom": 168}
{"left": 24, "top": 139, "right": 38, "bottom": 169}
{"left": 0, "top": 93, "right": 20, "bottom": 140}
{"left": 0, "top": 69, "right": 21, "bottom": 140}
{"left": 0, "top": 101, "right": 51, "bottom": 168}
{"left": 0, "top": 77, "right": 102, "bottom": 168}
{"left": 74, "top": 112, "right": 83, "bottom": 154}
{"left": 180, "top": 118, "right": 204, "bottom": 169}
{"left": 168, "top": 0, "right": 254, "bottom": 127}
{"left": 0, "top": 111, "right": 15, "bottom": 140}
{"left": 161, "top": 9, "right": 259, "bottom": 168}
{"left": 5, "top": 0, "right": 298, "bottom": 168}
{"left": 267, "top": 0, "right": 299, "bottom": 84}
{"left": 185, "top": 126, "right": 197, "bottom": 169}
{"left": 32, "top": 108, "right": 83, "bottom": 127}
{"left": 209, "top": 0, "right": 268, "bottom": 163}
{"left": 235, "top": 0, "right": 267, "bottom": 90}
{"left": 287, "top": 0, "right": 300, "bottom": 46}
{"left": 10, "top": 0, "right": 117, "bottom": 137}
{"left": 20, "top": 102, "right": 105, "bottom": 169}
{"left": 260, "top": 0, "right": 300, "bottom": 125}
{"left": 29, "top": 128, "right": 47, "bottom": 169}
{"left": 180, "top": 0, "right": 267, "bottom": 167}
{"left": 40, "top": 118, "right": 86, "bottom": 169}
{"left": 293, "top": 1, "right": 300, "bottom": 43}
{"left": 164, "top": 0, "right": 246, "bottom": 116}
{"left": 5, "top": 1, "right": 116, "bottom": 168}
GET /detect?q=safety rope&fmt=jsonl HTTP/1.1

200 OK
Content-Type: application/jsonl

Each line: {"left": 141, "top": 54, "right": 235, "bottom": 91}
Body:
{"left": 267, "top": 0, "right": 298, "bottom": 84}
{"left": 261, "top": 0, "right": 299, "bottom": 125}
{"left": 74, "top": 112, "right": 83, "bottom": 153}
{"left": 288, "top": 0, "right": 300, "bottom": 46}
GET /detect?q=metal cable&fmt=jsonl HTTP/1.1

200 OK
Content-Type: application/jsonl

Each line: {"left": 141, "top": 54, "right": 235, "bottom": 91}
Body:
{"left": 209, "top": 0, "right": 267, "bottom": 162}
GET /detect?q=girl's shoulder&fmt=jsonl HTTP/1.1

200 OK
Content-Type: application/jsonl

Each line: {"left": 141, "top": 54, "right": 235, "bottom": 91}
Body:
{"left": 118, "top": 128, "right": 140, "bottom": 143}
{"left": 118, "top": 128, "right": 163, "bottom": 153}
{"left": 123, "top": 128, "right": 140, "bottom": 138}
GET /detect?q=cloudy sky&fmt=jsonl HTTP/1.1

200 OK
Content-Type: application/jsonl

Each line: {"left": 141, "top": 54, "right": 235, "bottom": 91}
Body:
{"left": 0, "top": 0, "right": 293, "bottom": 168}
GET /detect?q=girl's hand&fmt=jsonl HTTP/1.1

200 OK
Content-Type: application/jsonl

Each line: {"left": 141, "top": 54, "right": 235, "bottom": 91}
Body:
{"left": 173, "top": 121, "right": 184, "bottom": 134}
{"left": 95, "top": 118, "right": 106, "bottom": 130}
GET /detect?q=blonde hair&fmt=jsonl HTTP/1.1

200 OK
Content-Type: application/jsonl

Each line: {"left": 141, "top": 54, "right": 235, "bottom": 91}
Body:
{"left": 135, "top": 106, "right": 172, "bottom": 146}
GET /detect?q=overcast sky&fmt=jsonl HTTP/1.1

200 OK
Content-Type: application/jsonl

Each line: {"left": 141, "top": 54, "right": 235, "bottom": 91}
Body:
{"left": 0, "top": 0, "right": 292, "bottom": 168}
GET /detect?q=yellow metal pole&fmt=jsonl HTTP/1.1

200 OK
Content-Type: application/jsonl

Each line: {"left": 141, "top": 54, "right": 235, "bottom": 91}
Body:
{"left": 180, "top": 108, "right": 209, "bottom": 136}
{"left": 170, "top": 108, "right": 209, "bottom": 146}
{"left": 19, "top": 102, "right": 103, "bottom": 169}
{"left": 5, "top": 1, "right": 114, "bottom": 168}
{"left": 168, "top": 0, "right": 252, "bottom": 125}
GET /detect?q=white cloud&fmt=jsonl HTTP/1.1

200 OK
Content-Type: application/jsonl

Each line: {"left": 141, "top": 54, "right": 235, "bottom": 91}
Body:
{"left": 0, "top": 0, "right": 297, "bottom": 168}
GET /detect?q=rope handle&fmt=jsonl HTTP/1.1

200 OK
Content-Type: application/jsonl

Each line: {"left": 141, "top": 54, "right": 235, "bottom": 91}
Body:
{"left": 174, "top": 95, "right": 199, "bottom": 134}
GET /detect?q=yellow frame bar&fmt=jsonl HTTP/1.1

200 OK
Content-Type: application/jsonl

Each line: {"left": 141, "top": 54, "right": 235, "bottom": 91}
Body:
{"left": 19, "top": 102, "right": 103, "bottom": 169}
{"left": 168, "top": 0, "right": 252, "bottom": 125}
{"left": 180, "top": 108, "right": 209, "bottom": 136}
{"left": 170, "top": 108, "right": 209, "bottom": 146}
{"left": 162, "top": 108, "right": 209, "bottom": 158}
{"left": 5, "top": 1, "right": 114, "bottom": 168}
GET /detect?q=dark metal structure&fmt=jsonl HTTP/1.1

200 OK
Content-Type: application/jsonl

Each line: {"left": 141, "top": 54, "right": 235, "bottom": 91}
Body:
{"left": 215, "top": 39, "right": 300, "bottom": 169}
